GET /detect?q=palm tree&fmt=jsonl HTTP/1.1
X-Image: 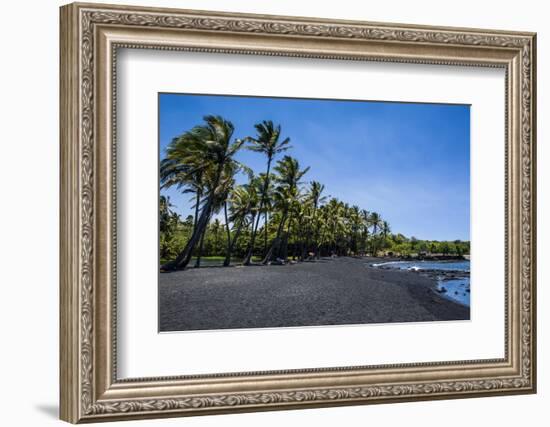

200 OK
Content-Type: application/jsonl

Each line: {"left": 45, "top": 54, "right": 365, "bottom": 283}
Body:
{"left": 243, "top": 121, "right": 291, "bottom": 265}
{"left": 281, "top": 186, "right": 306, "bottom": 261}
{"left": 160, "top": 137, "right": 205, "bottom": 266}
{"left": 380, "top": 220, "right": 391, "bottom": 254}
{"left": 257, "top": 172, "right": 275, "bottom": 255}
{"left": 161, "top": 115, "right": 245, "bottom": 270}
{"left": 292, "top": 200, "right": 309, "bottom": 260}
{"left": 262, "top": 156, "right": 309, "bottom": 263}
{"left": 159, "top": 115, "right": 397, "bottom": 266}
{"left": 323, "top": 198, "right": 345, "bottom": 255}
{"left": 381, "top": 221, "right": 391, "bottom": 240}
{"left": 195, "top": 146, "right": 243, "bottom": 268}
{"left": 159, "top": 195, "right": 175, "bottom": 234}
{"left": 159, "top": 195, "right": 182, "bottom": 261}
{"left": 160, "top": 159, "right": 204, "bottom": 235}
{"left": 223, "top": 180, "right": 259, "bottom": 266}
{"left": 307, "top": 181, "right": 326, "bottom": 259}
{"left": 368, "top": 211, "right": 383, "bottom": 256}
{"left": 211, "top": 218, "right": 222, "bottom": 254}
{"left": 360, "top": 209, "right": 370, "bottom": 255}
{"left": 348, "top": 205, "right": 363, "bottom": 255}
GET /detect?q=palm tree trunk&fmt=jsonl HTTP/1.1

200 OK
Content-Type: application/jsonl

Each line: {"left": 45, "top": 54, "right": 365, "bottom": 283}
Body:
{"left": 262, "top": 210, "right": 287, "bottom": 264}
{"left": 161, "top": 198, "right": 213, "bottom": 270}
{"left": 192, "top": 190, "right": 201, "bottom": 233}
{"left": 314, "top": 224, "right": 321, "bottom": 259}
{"left": 263, "top": 212, "right": 269, "bottom": 255}
{"left": 313, "top": 210, "right": 322, "bottom": 260}
{"left": 304, "top": 227, "right": 311, "bottom": 259}
{"left": 242, "top": 213, "right": 258, "bottom": 265}
{"left": 224, "top": 221, "right": 244, "bottom": 266}
{"left": 297, "top": 217, "right": 306, "bottom": 261}
{"left": 194, "top": 226, "right": 206, "bottom": 268}
{"left": 161, "top": 164, "right": 223, "bottom": 271}
{"left": 371, "top": 225, "right": 378, "bottom": 256}
{"left": 362, "top": 228, "right": 369, "bottom": 255}
{"left": 245, "top": 158, "right": 272, "bottom": 265}
{"left": 223, "top": 201, "right": 232, "bottom": 266}
{"left": 281, "top": 215, "right": 293, "bottom": 261}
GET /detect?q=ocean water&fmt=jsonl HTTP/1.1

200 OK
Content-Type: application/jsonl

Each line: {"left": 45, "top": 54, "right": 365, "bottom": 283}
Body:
{"left": 436, "top": 278, "right": 470, "bottom": 306}
{"left": 371, "top": 260, "right": 470, "bottom": 272}
{"left": 371, "top": 260, "right": 470, "bottom": 307}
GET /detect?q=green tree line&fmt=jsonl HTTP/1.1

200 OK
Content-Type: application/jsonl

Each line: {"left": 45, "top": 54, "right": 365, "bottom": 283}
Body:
{"left": 160, "top": 115, "right": 469, "bottom": 270}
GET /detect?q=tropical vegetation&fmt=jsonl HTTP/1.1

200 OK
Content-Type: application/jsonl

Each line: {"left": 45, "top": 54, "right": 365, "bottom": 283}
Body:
{"left": 160, "top": 115, "right": 469, "bottom": 270}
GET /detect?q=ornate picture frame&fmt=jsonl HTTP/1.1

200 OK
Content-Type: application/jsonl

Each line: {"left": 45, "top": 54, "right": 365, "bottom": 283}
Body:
{"left": 60, "top": 2, "right": 536, "bottom": 423}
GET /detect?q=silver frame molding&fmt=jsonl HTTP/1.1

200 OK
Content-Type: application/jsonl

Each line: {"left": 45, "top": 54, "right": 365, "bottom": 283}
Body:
{"left": 60, "top": 2, "right": 537, "bottom": 423}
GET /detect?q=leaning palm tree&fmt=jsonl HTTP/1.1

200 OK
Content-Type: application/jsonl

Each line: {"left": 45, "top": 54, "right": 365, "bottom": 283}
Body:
{"left": 198, "top": 153, "right": 249, "bottom": 267}
{"left": 262, "top": 156, "right": 309, "bottom": 264}
{"left": 223, "top": 180, "right": 259, "bottom": 266}
{"left": 160, "top": 136, "right": 206, "bottom": 266}
{"left": 243, "top": 121, "right": 291, "bottom": 265}
{"left": 161, "top": 115, "right": 245, "bottom": 271}
{"left": 190, "top": 141, "right": 244, "bottom": 268}
{"left": 160, "top": 158, "right": 204, "bottom": 235}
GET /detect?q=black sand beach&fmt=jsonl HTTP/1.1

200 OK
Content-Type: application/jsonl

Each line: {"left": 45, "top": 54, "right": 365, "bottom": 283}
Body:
{"left": 159, "top": 257, "right": 469, "bottom": 331}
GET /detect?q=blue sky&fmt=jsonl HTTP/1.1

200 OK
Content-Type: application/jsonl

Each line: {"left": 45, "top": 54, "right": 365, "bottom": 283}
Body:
{"left": 159, "top": 93, "right": 470, "bottom": 241}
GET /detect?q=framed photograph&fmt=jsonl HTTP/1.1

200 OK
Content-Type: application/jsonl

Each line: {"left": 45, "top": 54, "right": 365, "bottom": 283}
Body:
{"left": 60, "top": 2, "right": 537, "bottom": 423}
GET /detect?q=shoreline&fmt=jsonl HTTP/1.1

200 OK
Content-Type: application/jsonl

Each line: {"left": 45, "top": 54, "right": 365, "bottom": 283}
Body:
{"left": 369, "top": 258, "right": 470, "bottom": 307}
{"left": 159, "top": 256, "right": 469, "bottom": 332}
